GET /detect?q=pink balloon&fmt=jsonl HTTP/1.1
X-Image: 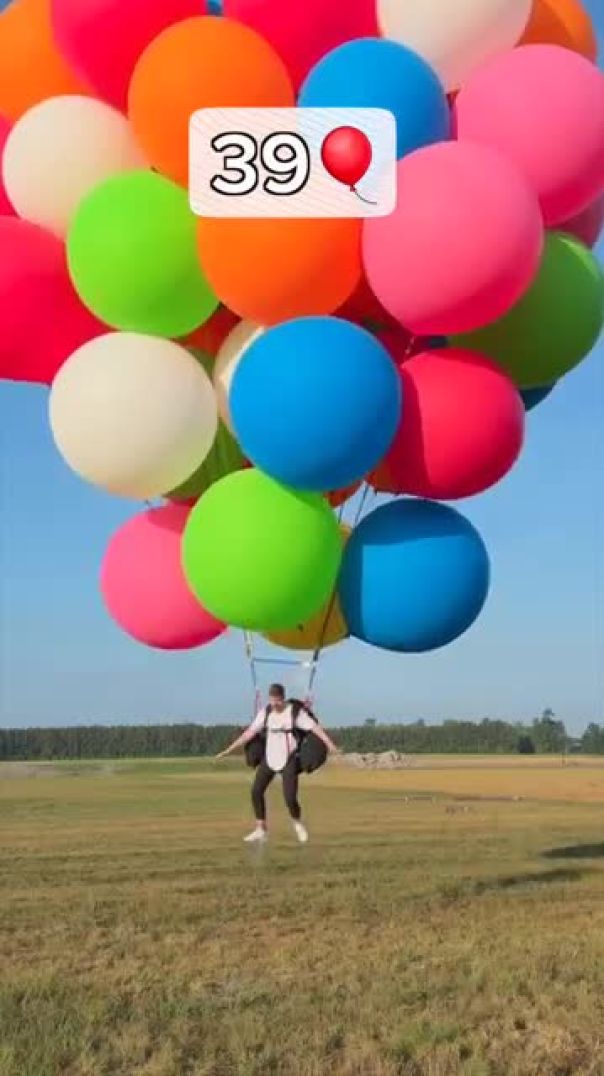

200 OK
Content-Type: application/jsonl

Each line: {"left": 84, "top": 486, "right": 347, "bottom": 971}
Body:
{"left": 374, "top": 341, "right": 525, "bottom": 499}
{"left": 363, "top": 141, "right": 543, "bottom": 336}
{"left": 0, "top": 115, "right": 15, "bottom": 215}
{"left": 454, "top": 45, "right": 604, "bottom": 226}
{"left": 223, "top": 0, "right": 378, "bottom": 90}
{"left": 100, "top": 504, "right": 226, "bottom": 651}
{"left": 52, "top": 0, "right": 203, "bottom": 110}
{"left": 558, "top": 192, "right": 604, "bottom": 249}
{"left": 0, "top": 217, "right": 103, "bottom": 384}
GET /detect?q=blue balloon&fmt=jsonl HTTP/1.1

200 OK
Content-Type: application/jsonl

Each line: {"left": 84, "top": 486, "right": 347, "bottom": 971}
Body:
{"left": 339, "top": 499, "right": 490, "bottom": 652}
{"left": 299, "top": 39, "right": 449, "bottom": 160}
{"left": 520, "top": 383, "right": 556, "bottom": 411}
{"left": 230, "top": 317, "right": 402, "bottom": 491}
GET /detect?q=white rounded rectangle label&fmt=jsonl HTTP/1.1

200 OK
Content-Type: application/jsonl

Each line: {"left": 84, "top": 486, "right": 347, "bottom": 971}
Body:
{"left": 189, "top": 107, "right": 396, "bottom": 218}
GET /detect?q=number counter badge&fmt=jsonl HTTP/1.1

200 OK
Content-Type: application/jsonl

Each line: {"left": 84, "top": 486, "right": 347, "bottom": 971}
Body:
{"left": 189, "top": 107, "right": 396, "bottom": 219}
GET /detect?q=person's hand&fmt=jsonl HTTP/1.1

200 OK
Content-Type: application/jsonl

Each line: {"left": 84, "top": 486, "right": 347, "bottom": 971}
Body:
{"left": 215, "top": 749, "right": 229, "bottom": 760}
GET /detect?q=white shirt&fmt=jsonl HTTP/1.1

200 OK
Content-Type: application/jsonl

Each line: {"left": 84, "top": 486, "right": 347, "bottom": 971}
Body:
{"left": 250, "top": 704, "right": 316, "bottom": 773}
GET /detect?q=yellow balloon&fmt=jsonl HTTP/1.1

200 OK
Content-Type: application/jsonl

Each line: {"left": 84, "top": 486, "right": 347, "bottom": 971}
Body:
{"left": 264, "top": 525, "right": 350, "bottom": 651}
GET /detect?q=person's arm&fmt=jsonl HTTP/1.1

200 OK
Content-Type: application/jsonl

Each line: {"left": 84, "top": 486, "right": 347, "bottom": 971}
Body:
{"left": 215, "top": 714, "right": 264, "bottom": 759}
{"left": 297, "top": 712, "right": 341, "bottom": 754}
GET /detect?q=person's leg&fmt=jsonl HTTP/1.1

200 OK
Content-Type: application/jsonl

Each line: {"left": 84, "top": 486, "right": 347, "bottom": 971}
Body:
{"left": 282, "top": 756, "right": 308, "bottom": 842}
{"left": 245, "top": 761, "right": 274, "bottom": 841}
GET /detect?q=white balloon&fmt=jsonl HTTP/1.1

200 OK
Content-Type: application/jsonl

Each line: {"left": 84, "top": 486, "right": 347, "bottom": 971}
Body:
{"left": 50, "top": 334, "right": 218, "bottom": 499}
{"left": 377, "top": 0, "right": 532, "bottom": 91}
{"left": 213, "top": 320, "right": 263, "bottom": 430}
{"left": 2, "top": 95, "right": 146, "bottom": 236}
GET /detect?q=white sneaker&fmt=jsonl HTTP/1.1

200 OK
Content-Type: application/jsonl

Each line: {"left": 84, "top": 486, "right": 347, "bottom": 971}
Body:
{"left": 293, "top": 821, "right": 309, "bottom": 844}
{"left": 243, "top": 827, "right": 267, "bottom": 843}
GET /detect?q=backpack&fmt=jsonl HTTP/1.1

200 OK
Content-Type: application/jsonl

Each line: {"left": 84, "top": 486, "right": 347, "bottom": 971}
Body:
{"left": 244, "top": 699, "right": 328, "bottom": 774}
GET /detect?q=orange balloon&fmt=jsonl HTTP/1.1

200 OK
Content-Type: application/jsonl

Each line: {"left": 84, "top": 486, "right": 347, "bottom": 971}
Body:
{"left": 128, "top": 16, "right": 294, "bottom": 187}
{"left": 0, "top": 0, "right": 87, "bottom": 121}
{"left": 184, "top": 306, "right": 240, "bottom": 357}
{"left": 196, "top": 217, "right": 362, "bottom": 324}
{"left": 519, "top": 0, "right": 597, "bottom": 60}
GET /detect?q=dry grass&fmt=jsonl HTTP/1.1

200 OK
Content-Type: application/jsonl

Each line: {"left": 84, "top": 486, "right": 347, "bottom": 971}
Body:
{"left": 1, "top": 756, "right": 604, "bottom": 1076}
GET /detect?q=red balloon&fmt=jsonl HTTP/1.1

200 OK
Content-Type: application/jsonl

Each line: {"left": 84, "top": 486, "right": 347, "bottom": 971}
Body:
{"left": 0, "top": 217, "right": 103, "bottom": 384}
{"left": 1, "top": 115, "right": 16, "bottom": 215}
{"left": 101, "top": 503, "right": 226, "bottom": 650}
{"left": 336, "top": 272, "right": 401, "bottom": 329}
{"left": 321, "top": 126, "right": 372, "bottom": 188}
{"left": 373, "top": 342, "right": 525, "bottom": 500}
{"left": 558, "top": 192, "right": 604, "bottom": 249}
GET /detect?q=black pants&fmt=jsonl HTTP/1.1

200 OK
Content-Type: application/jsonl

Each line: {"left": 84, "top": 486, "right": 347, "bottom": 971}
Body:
{"left": 251, "top": 755, "right": 301, "bottom": 822}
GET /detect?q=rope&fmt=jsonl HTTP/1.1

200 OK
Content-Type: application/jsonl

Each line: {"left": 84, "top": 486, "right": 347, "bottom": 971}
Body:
{"left": 305, "top": 482, "right": 376, "bottom": 702}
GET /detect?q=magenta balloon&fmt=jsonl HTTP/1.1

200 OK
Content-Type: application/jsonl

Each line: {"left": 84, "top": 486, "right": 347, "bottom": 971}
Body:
{"left": 100, "top": 503, "right": 226, "bottom": 650}
{"left": 0, "top": 217, "right": 103, "bottom": 385}
{"left": 0, "top": 114, "right": 15, "bottom": 215}
{"left": 558, "top": 193, "right": 604, "bottom": 249}
{"left": 363, "top": 141, "right": 543, "bottom": 336}
{"left": 223, "top": 0, "right": 378, "bottom": 90}
{"left": 454, "top": 44, "right": 604, "bottom": 226}
{"left": 52, "top": 0, "right": 203, "bottom": 110}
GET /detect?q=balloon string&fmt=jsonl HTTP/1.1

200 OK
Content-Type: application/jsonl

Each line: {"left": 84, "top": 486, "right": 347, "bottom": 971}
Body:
{"left": 305, "top": 483, "right": 375, "bottom": 703}
{"left": 351, "top": 186, "right": 377, "bottom": 206}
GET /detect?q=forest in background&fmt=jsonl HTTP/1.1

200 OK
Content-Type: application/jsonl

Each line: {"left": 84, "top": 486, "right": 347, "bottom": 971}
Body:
{"left": 2, "top": 711, "right": 603, "bottom": 759}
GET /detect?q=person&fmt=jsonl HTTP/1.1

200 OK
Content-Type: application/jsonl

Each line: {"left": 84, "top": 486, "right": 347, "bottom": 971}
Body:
{"left": 215, "top": 683, "right": 339, "bottom": 844}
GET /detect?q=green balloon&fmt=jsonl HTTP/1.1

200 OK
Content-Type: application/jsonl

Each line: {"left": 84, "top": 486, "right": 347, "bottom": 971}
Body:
{"left": 67, "top": 171, "right": 218, "bottom": 337}
{"left": 182, "top": 469, "right": 342, "bottom": 631}
{"left": 167, "top": 348, "right": 245, "bottom": 501}
{"left": 169, "top": 421, "right": 245, "bottom": 501}
{"left": 453, "top": 233, "right": 604, "bottom": 388}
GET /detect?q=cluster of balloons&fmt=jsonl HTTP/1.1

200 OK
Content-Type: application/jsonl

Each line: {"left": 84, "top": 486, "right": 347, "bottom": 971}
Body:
{"left": 1, "top": 0, "right": 603, "bottom": 660}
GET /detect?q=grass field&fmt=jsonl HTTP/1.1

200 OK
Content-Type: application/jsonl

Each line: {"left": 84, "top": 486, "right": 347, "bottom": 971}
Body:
{"left": 1, "top": 756, "right": 604, "bottom": 1076}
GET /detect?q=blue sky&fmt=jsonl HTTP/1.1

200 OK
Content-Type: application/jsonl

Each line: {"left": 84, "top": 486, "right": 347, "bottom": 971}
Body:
{"left": 1, "top": 8, "right": 603, "bottom": 733}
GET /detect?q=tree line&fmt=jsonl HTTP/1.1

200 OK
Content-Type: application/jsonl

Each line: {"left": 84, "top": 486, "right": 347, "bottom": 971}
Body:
{"left": 1, "top": 712, "right": 603, "bottom": 760}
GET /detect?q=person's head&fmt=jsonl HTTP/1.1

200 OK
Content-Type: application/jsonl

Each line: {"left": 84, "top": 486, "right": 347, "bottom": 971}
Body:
{"left": 268, "top": 683, "right": 286, "bottom": 711}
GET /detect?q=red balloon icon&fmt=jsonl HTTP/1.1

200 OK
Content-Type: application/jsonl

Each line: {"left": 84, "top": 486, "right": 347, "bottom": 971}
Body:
{"left": 321, "top": 125, "right": 373, "bottom": 190}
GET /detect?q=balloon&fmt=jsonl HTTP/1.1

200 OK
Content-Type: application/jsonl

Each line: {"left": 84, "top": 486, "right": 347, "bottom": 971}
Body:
{"left": 197, "top": 217, "right": 361, "bottom": 324}
{"left": 49, "top": 333, "right": 218, "bottom": 498}
{"left": 520, "top": 383, "right": 556, "bottom": 410}
{"left": 336, "top": 272, "right": 400, "bottom": 329}
{"left": 264, "top": 525, "right": 351, "bottom": 651}
{"left": 339, "top": 498, "right": 490, "bottom": 652}
{"left": 2, "top": 96, "right": 146, "bottom": 237}
{"left": 321, "top": 126, "right": 372, "bottom": 188}
{"left": 376, "top": 0, "right": 531, "bottom": 91}
{"left": 363, "top": 142, "right": 543, "bottom": 335}
{"left": 214, "top": 320, "right": 263, "bottom": 430}
{"left": 167, "top": 421, "right": 246, "bottom": 502}
{"left": 326, "top": 481, "right": 362, "bottom": 508}
{"left": 184, "top": 307, "right": 240, "bottom": 358}
{"left": 519, "top": 0, "right": 597, "bottom": 60}
{"left": 372, "top": 343, "right": 525, "bottom": 499}
{"left": 67, "top": 171, "right": 218, "bottom": 337}
{"left": 51, "top": 0, "right": 203, "bottom": 111}
{"left": 182, "top": 469, "right": 342, "bottom": 631}
{"left": 454, "top": 45, "right": 604, "bottom": 226}
{"left": 128, "top": 16, "right": 294, "bottom": 187}
{"left": 223, "top": 0, "right": 378, "bottom": 90}
{"left": 299, "top": 39, "right": 449, "bottom": 161}
{"left": 0, "top": 217, "right": 102, "bottom": 384}
{"left": 0, "top": 0, "right": 87, "bottom": 121}
{"left": 559, "top": 194, "right": 604, "bottom": 249}
{"left": 453, "top": 233, "right": 604, "bottom": 387}
{"left": 230, "top": 317, "right": 402, "bottom": 490}
{"left": 0, "top": 115, "right": 15, "bottom": 214}
{"left": 101, "top": 504, "right": 226, "bottom": 651}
